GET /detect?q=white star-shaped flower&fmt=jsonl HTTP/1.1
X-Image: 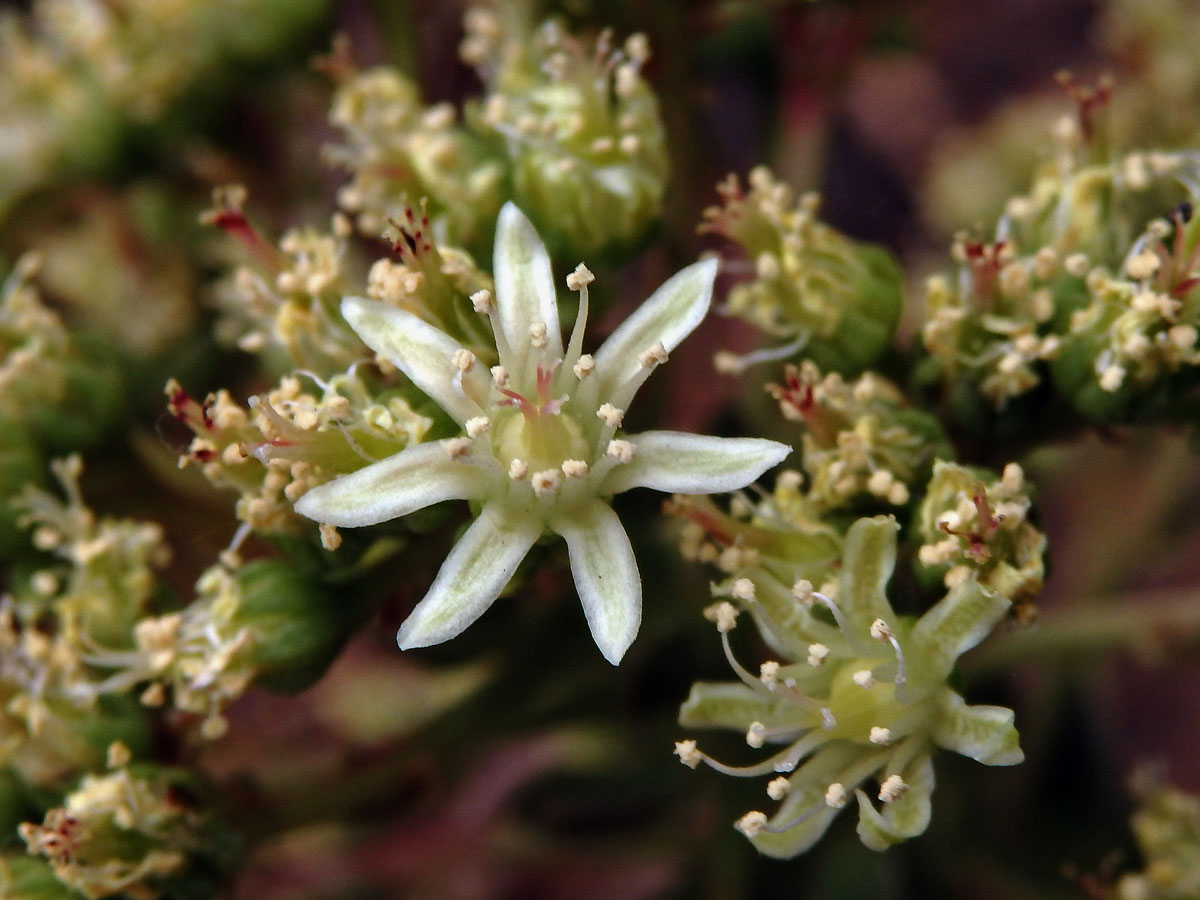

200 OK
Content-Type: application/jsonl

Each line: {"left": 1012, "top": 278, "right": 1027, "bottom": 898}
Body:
{"left": 296, "top": 203, "right": 789, "bottom": 663}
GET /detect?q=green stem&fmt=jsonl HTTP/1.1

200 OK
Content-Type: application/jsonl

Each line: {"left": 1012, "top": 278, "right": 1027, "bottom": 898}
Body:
{"left": 964, "top": 587, "right": 1200, "bottom": 672}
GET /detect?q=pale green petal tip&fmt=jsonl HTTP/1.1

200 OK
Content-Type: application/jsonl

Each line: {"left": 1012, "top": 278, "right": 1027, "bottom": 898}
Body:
{"left": 854, "top": 757, "right": 935, "bottom": 851}
{"left": 934, "top": 693, "right": 1025, "bottom": 766}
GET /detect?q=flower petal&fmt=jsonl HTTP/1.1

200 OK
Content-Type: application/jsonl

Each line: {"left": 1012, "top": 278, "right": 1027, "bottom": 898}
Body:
{"left": 397, "top": 502, "right": 542, "bottom": 650}
{"left": 341, "top": 296, "right": 488, "bottom": 425}
{"left": 854, "top": 753, "right": 934, "bottom": 851}
{"left": 592, "top": 257, "right": 718, "bottom": 398}
{"left": 602, "top": 431, "right": 790, "bottom": 495}
{"left": 933, "top": 691, "right": 1024, "bottom": 766}
{"left": 838, "top": 516, "right": 901, "bottom": 635}
{"left": 910, "top": 578, "right": 1010, "bottom": 680}
{"left": 552, "top": 499, "right": 640, "bottom": 664}
{"left": 294, "top": 442, "right": 486, "bottom": 527}
{"left": 749, "top": 743, "right": 862, "bottom": 859}
{"left": 494, "top": 202, "right": 562, "bottom": 372}
{"left": 679, "top": 681, "right": 794, "bottom": 731}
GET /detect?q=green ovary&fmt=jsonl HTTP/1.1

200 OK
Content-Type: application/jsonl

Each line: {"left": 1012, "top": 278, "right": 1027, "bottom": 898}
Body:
{"left": 490, "top": 406, "right": 589, "bottom": 473}
{"left": 820, "top": 657, "right": 925, "bottom": 744}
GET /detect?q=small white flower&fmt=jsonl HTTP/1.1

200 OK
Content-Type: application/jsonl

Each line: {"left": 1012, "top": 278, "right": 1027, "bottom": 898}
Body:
{"left": 296, "top": 203, "right": 789, "bottom": 663}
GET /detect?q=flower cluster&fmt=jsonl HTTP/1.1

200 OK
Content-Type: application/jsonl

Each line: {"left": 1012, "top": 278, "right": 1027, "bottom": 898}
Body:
{"left": 914, "top": 460, "right": 1046, "bottom": 614}
{"left": 18, "top": 742, "right": 198, "bottom": 900}
{"left": 702, "top": 167, "right": 903, "bottom": 375}
{"left": 765, "top": 361, "right": 951, "bottom": 514}
{"left": 675, "top": 516, "right": 1023, "bottom": 856}
{"left": 463, "top": 4, "right": 668, "bottom": 257}
{"left": 921, "top": 108, "right": 1200, "bottom": 423}
{"left": 322, "top": 43, "right": 505, "bottom": 245}
{"left": 167, "top": 369, "right": 431, "bottom": 539}
{"left": 297, "top": 203, "right": 789, "bottom": 663}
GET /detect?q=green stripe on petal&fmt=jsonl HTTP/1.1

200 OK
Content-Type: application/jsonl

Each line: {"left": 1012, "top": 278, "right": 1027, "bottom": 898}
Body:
{"left": 602, "top": 431, "right": 790, "bottom": 495}
{"left": 838, "top": 516, "right": 900, "bottom": 635}
{"left": 494, "top": 203, "right": 562, "bottom": 372}
{"left": 294, "top": 442, "right": 486, "bottom": 527}
{"left": 911, "top": 578, "right": 1011, "bottom": 680}
{"left": 341, "top": 296, "right": 488, "bottom": 425}
{"left": 933, "top": 691, "right": 1024, "bottom": 766}
{"left": 592, "top": 257, "right": 718, "bottom": 400}
{"left": 553, "top": 499, "right": 640, "bottom": 664}
{"left": 397, "top": 502, "right": 542, "bottom": 650}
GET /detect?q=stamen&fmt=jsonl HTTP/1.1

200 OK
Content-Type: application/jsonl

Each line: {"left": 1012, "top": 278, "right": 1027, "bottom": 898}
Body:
{"left": 767, "top": 777, "right": 791, "bottom": 800}
{"left": 869, "top": 618, "right": 908, "bottom": 686}
{"left": 869, "top": 726, "right": 893, "bottom": 745}
{"left": 606, "top": 439, "right": 635, "bottom": 463}
{"left": 491, "top": 365, "right": 509, "bottom": 388}
{"left": 470, "top": 289, "right": 493, "bottom": 314}
{"left": 465, "top": 416, "right": 491, "bottom": 438}
{"left": 824, "top": 782, "right": 848, "bottom": 808}
{"left": 561, "top": 459, "right": 589, "bottom": 478}
{"left": 596, "top": 403, "right": 624, "bottom": 427}
{"left": 531, "top": 469, "right": 560, "bottom": 495}
{"left": 674, "top": 740, "right": 702, "bottom": 768}
{"left": 508, "top": 459, "right": 529, "bottom": 480}
{"left": 573, "top": 354, "right": 595, "bottom": 379}
{"left": 529, "top": 322, "right": 549, "bottom": 350}
{"left": 735, "top": 811, "right": 768, "bottom": 837}
{"left": 878, "top": 774, "right": 908, "bottom": 803}
{"left": 639, "top": 341, "right": 669, "bottom": 369}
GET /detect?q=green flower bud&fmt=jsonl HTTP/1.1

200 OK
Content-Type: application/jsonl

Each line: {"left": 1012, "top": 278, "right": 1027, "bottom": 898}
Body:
{"left": 18, "top": 755, "right": 201, "bottom": 900}
{"left": 766, "top": 362, "right": 952, "bottom": 516}
{"left": 324, "top": 54, "right": 505, "bottom": 247}
{"left": 676, "top": 516, "right": 1022, "bottom": 857}
{"left": 702, "top": 168, "right": 902, "bottom": 375}
{"left": 913, "top": 460, "right": 1046, "bottom": 616}
{"left": 466, "top": 8, "right": 668, "bottom": 258}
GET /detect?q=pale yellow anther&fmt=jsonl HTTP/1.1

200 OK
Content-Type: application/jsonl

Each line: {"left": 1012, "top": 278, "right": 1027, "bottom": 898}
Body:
{"left": 573, "top": 354, "right": 595, "bottom": 379}
{"left": 1099, "top": 364, "right": 1126, "bottom": 392}
{"left": 470, "top": 289, "right": 493, "bottom": 314}
{"left": 869, "top": 618, "right": 893, "bottom": 642}
{"left": 791, "top": 579, "right": 814, "bottom": 605}
{"left": 532, "top": 469, "right": 560, "bottom": 495}
{"left": 491, "top": 365, "right": 509, "bottom": 387}
{"left": 807, "top": 643, "right": 830, "bottom": 667}
{"left": 465, "top": 416, "right": 491, "bottom": 439}
{"left": 852, "top": 669, "right": 876, "bottom": 689}
{"left": 566, "top": 263, "right": 595, "bottom": 291}
{"left": 561, "top": 459, "right": 589, "bottom": 478}
{"left": 1126, "top": 249, "right": 1162, "bottom": 281}
{"left": 508, "top": 458, "right": 529, "bottom": 480}
{"left": 759, "top": 660, "right": 780, "bottom": 687}
{"left": 452, "top": 349, "right": 476, "bottom": 372}
{"left": 320, "top": 523, "right": 342, "bottom": 551}
{"left": 444, "top": 437, "right": 472, "bottom": 458}
{"left": 735, "top": 811, "right": 769, "bottom": 837}
{"left": 824, "top": 783, "right": 848, "bottom": 809}
{"left": 746, "top": 721, "right": 766, "bottom": 749}
{"left": 878, "top": 774, "right": 909, "bottom": 803}
{"left": 709, "top": 601, "right": 739, "bottom": 633}
{"left": 1064, "top": 253, "right": 1091, "bottom": 278}
{"left": 606, "top": 439, "right": 635, "bottom": 463}
{"left": 618, "top": 134, "right": 641, "bottom": 155}
{"left": 731, "top": 578, "right": 756, "bottom": 602}
{"left": 529, "top": 322, "right": 549, "bottom": 350}
{"left": 597, "top": 403, "right": 625, "bottom": 427}
{"left": 639, "top": 342, "right": 669, "bottom": 368}
{"left": 674, "top": 739, "right": 702, "bottom": 768}
{"left": 869, "top": 726, "right": 893, "bottom": 745}
{"left": 767, "top": 777, "right": 791, "bottom": 801}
